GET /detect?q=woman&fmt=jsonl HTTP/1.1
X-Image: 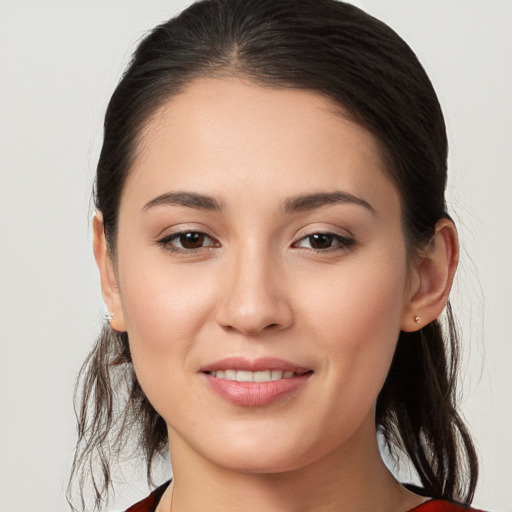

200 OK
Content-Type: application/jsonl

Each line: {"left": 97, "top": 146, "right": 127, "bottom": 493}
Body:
{"left": 69, "top": 0, "right": 483, "bottom": 511}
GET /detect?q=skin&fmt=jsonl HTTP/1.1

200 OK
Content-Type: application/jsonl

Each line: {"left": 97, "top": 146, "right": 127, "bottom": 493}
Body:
{"left": 94, "top": 78, "right": 458, "bottom": 512}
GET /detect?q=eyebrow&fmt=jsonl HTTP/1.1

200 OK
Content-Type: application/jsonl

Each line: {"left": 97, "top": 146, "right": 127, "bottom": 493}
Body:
{"left": 283, "top": 191, "right": 376, "bottom": 215}
{"left": 142, "top": 189, "right": 375, "bottom": 216}
{"left": 142, "top": 191, "right": 224, "bottom": 213}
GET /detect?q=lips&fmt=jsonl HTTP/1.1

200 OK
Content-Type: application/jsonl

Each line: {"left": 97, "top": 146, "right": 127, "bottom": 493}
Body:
{"left": 200, "top": 356, "right": 310, "bottom": 374}
{"left": 200, "top": 357, "right": 313, "bottom": 407}
{"left": 208, "top": 369, "right": 298, "bottom": 382}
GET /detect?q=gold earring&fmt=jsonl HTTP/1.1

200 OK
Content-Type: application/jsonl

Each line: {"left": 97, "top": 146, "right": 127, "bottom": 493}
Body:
{"left": 414, "top": 315, "right": 421, "bottom": 325}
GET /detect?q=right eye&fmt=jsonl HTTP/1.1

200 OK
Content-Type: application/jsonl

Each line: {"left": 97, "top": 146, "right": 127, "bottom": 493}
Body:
{"left": 292, "top": 232, "right": 355, "bottom": 253}
{"left": 157, "top": 231, "right": 220, "bottom": 253}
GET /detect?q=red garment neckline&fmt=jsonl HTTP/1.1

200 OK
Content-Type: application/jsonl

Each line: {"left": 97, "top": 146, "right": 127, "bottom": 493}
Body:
{"left": 125, "top": 482, "right": 485, "bottom": 512}
{"left": 407, "top": 498, "right": 484, "bottom": 511}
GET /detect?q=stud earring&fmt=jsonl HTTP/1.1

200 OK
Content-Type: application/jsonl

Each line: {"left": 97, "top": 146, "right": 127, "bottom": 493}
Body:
{"left": 105, "top": 312, "right": 116, "bottom": 321}
{"left": 414, "top": 315, "right": 421, "bottom": 325}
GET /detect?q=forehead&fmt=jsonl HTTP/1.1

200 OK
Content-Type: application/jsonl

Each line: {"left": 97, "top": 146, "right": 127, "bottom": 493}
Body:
{"left": 123, "top": 77, "right": 399, "bottom": 215}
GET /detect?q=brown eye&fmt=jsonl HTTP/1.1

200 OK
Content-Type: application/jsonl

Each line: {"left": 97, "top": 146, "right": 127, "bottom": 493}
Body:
{"left": 294, "top": 232, "right": 355, "bottom": 252}
{"left": 157, "top": 231, "right": 219, "bottom": 253}
{"left": 308, "top": 233, "right": 334, "bottom": 249}
{"left": 179, "top": 232, "right": 206, "bottom": 249}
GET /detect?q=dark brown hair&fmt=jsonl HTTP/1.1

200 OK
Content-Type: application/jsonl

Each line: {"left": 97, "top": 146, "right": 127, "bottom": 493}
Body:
{"left": 69, "top": 0, "right": 478, "bottom": 509}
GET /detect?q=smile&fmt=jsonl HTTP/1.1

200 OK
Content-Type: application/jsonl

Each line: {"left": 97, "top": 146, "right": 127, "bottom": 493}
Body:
{"left": 201, "top": 358, "right": 313, "bottom": 407}
{"left": 207, "top": 369, "right": 298, "bottom": 382}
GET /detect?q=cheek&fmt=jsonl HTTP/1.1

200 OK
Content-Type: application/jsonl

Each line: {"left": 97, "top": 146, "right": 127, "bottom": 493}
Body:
{"left": 299, "top": 250, "right": 408, "bottom": 393}
{"left": 120, "top": 250, "right": 214, "bottom": 326}
{"left": 117, "top": 254, "right": 218, "bottom": 383}
{"left": 302, "top": 252, "right": 407, "bottom": 339}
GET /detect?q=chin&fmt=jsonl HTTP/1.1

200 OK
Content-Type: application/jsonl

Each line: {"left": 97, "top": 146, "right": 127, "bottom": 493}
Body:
{"left": 218, "top": 455, "right": 307, "bottom": 475}
{"left": 196, "top": 435, "right": 322, "bottom": 475}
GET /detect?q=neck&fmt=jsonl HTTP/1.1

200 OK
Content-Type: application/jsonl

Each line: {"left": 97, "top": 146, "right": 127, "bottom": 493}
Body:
{"left": 161, "top": 417, "right": 424, "bottom": 512}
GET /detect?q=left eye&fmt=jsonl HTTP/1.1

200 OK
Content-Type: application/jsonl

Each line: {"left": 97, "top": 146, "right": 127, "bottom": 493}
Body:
{"left": 158, "top": 231, "right": 219, "bottom": 252}
{"left": 294, "top": 233, "right": 354, "bottom": 251}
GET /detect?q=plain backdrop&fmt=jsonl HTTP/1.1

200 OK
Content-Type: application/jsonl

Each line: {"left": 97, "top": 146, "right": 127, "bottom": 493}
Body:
{"left": 0, "top": 1, "right": 510, "bottom": 511}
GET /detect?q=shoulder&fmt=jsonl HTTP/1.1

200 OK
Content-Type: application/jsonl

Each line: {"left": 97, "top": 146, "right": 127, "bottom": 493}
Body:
{"left": 409, "top": 499, "right": 486, "bottom": 512}
{"left": 124, "top": 481, "right": 171, "bottom": 512}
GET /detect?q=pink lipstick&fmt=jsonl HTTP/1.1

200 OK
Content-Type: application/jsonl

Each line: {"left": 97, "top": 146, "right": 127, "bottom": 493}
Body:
{"left": 200, "top": 357, "right": 313, "bottom": 407}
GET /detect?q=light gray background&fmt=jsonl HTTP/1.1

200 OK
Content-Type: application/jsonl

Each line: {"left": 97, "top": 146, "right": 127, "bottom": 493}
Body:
{"left": 0, "top": 1, "right": 510, "bottom": 511}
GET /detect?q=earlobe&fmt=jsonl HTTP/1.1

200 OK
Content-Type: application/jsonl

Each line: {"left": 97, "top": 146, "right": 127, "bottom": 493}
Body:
{"left": 92, "top": 213, "right": 126, "bottom": 332}
{"left": 401, "top": 219, "right": 458, "bottom": 332}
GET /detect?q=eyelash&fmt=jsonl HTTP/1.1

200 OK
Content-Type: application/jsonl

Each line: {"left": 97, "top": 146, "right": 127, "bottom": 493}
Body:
{"left": 292, "top": 232, "right": 356, "bottom": 253}
{"left": 157, "top": 231, "right": 219, "bottom": 254}
{"left": 157, "top": 230, "right": 355, "bottom": 255}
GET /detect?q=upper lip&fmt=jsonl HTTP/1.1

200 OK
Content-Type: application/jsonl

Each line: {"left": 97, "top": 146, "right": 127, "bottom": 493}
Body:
{"left": 199, "top": 357, "right": 311, "bottom": 374}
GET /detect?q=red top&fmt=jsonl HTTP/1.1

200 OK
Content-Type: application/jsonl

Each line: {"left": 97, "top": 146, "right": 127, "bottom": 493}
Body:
{"left": 409, "top": 502, "right": 484, "bottom": 512}
{"left": 125, "top": 483, "right": 485, "bottom": 512}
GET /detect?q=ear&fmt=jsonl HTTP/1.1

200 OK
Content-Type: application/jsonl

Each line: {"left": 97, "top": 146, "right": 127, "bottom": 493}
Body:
{"left": 401, "top": 218, "right": 458, "bottom": 332}
{"left": 93, "top": 213, "right": 127, "bottom": 332}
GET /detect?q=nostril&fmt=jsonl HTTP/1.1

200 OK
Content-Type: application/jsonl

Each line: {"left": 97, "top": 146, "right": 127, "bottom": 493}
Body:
{"left": 215, "top": 294, "right": 294, "bottom": 335}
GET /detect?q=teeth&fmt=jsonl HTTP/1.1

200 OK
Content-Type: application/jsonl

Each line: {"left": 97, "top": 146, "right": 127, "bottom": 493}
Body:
{"left": 271, "top": 370, "right": 283, "bottom": 380}
{"left": 236, "top": 370, "right": 253, "bottom": 382}
{"left": 224, "top": 369, "right": 237, "bottom": 380}
{"left": 209, "top": 369, "right": 298, "bottom": 382}
{"left": 253, "top": 370, "right": 271, "bottom": 382}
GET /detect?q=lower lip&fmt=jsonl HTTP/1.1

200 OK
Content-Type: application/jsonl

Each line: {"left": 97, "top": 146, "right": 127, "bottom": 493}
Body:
{"left": 203, "top": 373, "right": 312, "bottom": 407}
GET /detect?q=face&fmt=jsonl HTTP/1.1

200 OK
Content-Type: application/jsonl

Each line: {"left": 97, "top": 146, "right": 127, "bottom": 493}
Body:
{"left": 105, "top": 78, "right": 416, "bottom": 474}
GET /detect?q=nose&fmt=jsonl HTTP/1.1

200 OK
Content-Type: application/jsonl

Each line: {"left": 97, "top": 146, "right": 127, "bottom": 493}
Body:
{"left": 215, "top": 246, "right": 294, "bottom": 336}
